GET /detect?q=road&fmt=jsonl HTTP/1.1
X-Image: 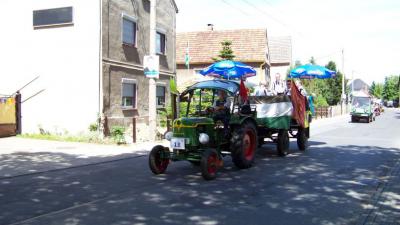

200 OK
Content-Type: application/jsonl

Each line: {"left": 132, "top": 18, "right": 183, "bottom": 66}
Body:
{"left": 1, "top": 109, "right": 399, "bottom": 225}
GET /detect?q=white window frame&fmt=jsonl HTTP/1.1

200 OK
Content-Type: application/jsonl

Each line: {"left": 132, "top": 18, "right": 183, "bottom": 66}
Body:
{"left": 121, "top": 78, "right": 137, "bottom": 109}
{"left": 121, "top": 13, "right": 138, "bottom": 47}
{"left": 156, "top": 28, "right": 167, "bottom": 55}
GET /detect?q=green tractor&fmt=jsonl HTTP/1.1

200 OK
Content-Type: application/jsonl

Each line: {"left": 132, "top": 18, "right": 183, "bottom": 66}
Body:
{"left": 149, "top": 80, "right": 310, "bottom": 180}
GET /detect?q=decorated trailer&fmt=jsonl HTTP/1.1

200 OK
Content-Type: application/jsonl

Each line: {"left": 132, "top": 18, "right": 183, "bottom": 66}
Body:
{"left": 149, "top": 79, "right": 310, "bottom": 180}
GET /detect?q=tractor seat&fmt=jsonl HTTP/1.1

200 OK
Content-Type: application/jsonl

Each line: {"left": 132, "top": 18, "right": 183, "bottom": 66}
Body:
{"left": 240, "top": 104, "right": 252, "bottom": 115}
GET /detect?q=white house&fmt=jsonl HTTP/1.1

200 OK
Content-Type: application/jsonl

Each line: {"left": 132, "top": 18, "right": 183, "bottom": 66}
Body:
{"left": 0, "top": 0, "right": 178, "bottom": 140}
{"left": 0, "top": 0, "right": 101, "bottom": 134}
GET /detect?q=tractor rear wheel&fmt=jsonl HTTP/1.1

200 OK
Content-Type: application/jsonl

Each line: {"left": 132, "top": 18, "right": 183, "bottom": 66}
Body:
{"left": 277, "top": 129, "right": 290, "bottom": 157}
{"left": 230, "top": 122, "right": 257, "bottom": 169}
{"left": 297, "top": 127, "right": 308, "bottom": 151}
{"left": 200, "top": 149, "right": 220, "bottom": 180}
{"left": 149, "top": 145, "right": 170, "bottom": 174}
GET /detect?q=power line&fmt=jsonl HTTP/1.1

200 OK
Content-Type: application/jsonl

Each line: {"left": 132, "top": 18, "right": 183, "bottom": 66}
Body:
{"left": 220, "top": 0, "right": 251, "bottom": 17}
{"left": 241, "top": 0, "right": 288, "bottom": 28}
{"left": 240, "top": 0, "right": 303, "bottom": 36}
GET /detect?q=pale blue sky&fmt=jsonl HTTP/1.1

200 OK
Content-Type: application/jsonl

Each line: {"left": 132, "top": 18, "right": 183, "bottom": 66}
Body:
{"left": 175, "top": 0, "right": 400, "bottom": 84}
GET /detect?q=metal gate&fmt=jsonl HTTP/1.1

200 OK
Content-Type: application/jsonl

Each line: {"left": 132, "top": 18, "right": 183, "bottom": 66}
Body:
{"left": 0, "top": 93, "right": 21, "bottom": 137}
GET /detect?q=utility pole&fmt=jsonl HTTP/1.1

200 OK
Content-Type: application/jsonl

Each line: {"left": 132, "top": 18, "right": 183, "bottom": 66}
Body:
{"left": 351, "top": 70, "right": 354, "bottom": 97}
{"left": 148, "top": 0, "right": 157, "bottom": 141}
{"left": 341, "top": 49, "right": 345, "bottom": 114}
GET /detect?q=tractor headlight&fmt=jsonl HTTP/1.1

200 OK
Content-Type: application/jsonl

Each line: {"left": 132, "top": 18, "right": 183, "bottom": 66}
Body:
{"left": 199, "top": 133, "right": 210, "bottom": 145}
{"left": 165, "top": 131, "right": 173, "bottom": 141}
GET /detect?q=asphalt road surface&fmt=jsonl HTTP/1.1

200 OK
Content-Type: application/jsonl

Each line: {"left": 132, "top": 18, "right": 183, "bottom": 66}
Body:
{"left": 1, "top": 109, "right": 400, "bottom": 225}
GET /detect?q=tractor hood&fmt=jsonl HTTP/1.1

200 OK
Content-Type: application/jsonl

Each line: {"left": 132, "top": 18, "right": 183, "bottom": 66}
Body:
{"left": 173, "top": 117, "right": 214, "bottom": 128}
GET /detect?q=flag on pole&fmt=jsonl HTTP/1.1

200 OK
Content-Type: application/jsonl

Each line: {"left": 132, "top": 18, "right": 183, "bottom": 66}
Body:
{"left": 290, "top": 80, "right": 306, "bottom": 128}
{"left": 184, "top": 41, "right": 190, "bottom": 68}
{"left": 239, "top": 79, "right": 248, "bottom": 103}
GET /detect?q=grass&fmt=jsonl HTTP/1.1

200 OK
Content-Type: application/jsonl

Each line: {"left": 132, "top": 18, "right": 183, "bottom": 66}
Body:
{"left": 18, "top": 133, "right": 125, "bottom": 145}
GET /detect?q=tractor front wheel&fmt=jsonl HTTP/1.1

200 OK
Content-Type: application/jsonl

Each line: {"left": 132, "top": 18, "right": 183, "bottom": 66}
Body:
{"left": 200, "top": 149, "right": 220, "bottom": 180}
{"left": 149, "top": 145, "right": 170, "bottom": 175}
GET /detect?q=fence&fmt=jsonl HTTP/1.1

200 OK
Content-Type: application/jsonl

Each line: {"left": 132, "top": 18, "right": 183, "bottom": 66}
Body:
{"left": 314, "top": 104, "right": 350, "bottom": 120}
{"left": 0, "top": 93, "right": 21, "bottom": 137}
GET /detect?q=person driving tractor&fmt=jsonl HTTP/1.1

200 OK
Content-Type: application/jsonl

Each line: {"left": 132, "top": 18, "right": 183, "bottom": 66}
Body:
{"left": 212, "top": 90, "right": 231, "bottom": 138}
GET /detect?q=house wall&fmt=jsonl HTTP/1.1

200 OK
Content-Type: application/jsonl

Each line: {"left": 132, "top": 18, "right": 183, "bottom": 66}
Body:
{"left": 0, "top": 0, "right": 101, "bottom": 134}
{"left": 102, "top": 0, "right": 176, "bottom": 142}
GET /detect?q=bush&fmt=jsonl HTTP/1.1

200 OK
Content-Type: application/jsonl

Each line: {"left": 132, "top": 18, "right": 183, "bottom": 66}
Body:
{"left": 157, "top": 109, "right": 168, "bottom": 128}
{"left": 314, "top": 95, "right": 329, "bottom": 108}
{"left": 110, "top": 126, "right": 126, "bottom": 144}
{"left": 89, "top": 123, "right": 98, "bottom": 132}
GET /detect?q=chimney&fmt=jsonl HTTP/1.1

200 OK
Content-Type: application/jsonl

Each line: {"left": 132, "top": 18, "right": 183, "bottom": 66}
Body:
{"left": 207, "top": 24, "right": 214, "bottom": 31}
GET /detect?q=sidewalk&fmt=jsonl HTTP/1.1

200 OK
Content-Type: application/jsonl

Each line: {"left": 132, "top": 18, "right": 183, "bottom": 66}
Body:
{"left": 0, "top": 137, "right": 168, "bottom": 178}
{"left": 359, "top": 159, "right": 400, "bottom": 225}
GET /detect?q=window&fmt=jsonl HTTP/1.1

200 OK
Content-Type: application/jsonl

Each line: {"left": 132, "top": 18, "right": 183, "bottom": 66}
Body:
{"left": 33, "top": 7, "right": 73, "bottom": 27}
{"left": 156, "top": 85, "right": 166, "bottom": 107}
{"left": 156, "top": 32, "right": 166, "bottom": 54}
{"left": 122, "top": 17, "right": 136, "bottom": 46}
{"left": 122, "top": 79, "right": 137, "bottom": 108}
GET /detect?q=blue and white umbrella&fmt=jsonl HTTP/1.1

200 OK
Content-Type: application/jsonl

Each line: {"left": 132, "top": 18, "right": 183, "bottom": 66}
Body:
{"left": 199, "top": 60, "right": 256, "bottom": 80}
{"left": 288, "top": 64, "right": 336, "bottom": 79}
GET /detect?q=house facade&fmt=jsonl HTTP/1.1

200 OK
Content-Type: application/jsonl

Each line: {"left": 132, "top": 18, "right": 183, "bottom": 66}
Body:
{"left": 102, "top": 0, "right": 178, "bottom": 142}
{"left": 176, "top": 28, "right": 271, "bottom": 88}
{"left": 268, "top": 36, "right": 292, "bottom": 86}
{"left": 0, "top": 0, "right": 178, "bottom": 142}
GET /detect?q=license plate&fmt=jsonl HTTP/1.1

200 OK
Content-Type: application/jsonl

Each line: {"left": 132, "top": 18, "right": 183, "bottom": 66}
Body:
{"left": 170, "top": 138, "right": 185, "bottom": 150}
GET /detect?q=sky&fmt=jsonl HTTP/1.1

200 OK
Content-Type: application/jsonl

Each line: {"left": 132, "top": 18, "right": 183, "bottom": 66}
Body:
{"left": 174, "top": 0, "right": 400, "bottom": 85}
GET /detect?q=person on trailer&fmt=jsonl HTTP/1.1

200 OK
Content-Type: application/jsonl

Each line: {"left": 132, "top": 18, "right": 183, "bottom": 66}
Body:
{"left": 284, "top": 79, "right": 292, "bottom": 95}
{"left": 272, "top": 73, "right": 286, "bottom": 95}
{"left": 254, "top": 81, "right": 274, "bottom": 96}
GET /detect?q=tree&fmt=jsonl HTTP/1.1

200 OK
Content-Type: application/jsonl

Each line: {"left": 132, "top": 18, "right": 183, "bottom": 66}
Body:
{"left": 369, "top": 82, "right": 383, "bottom": 98}
{"left": 294, "top": 60, "right": 302, "bottom": 68}
{"left": 309, "top": 57, "right": 316, "bottom": 65}
{"left": 213, "top": 40, "right": 235, "bottom": 61}
{"left": 370, "top": 81, "right": 376, "bottom": 94}
{"left": 382, "top": 75, "right": 400, "bottom": 101}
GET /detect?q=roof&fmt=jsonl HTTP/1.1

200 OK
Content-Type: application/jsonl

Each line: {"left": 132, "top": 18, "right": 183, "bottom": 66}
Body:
{"left": 183, "top": 80, "right": 240, "bottom": 95}
{"left": 349, "top": 79, "right": 369, "bottom": 91}
{"left": 268, "top": 36, "right": 292, "bottom": 65}
{"left": 176, "top": 29, "right": 268, "bottom": 64}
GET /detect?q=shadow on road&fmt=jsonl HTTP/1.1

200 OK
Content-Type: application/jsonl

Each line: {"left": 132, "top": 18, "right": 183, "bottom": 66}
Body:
{"left": 0, "top": 143, "right": 399, "bottom": 225}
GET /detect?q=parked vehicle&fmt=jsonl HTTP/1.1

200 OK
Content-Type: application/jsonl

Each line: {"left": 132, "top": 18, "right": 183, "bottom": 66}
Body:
{"left": 149, "top": 80, "right": 310, "bottom": 180}
{"left": 351, "top": 93, "right": 374, "bottom": 123}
